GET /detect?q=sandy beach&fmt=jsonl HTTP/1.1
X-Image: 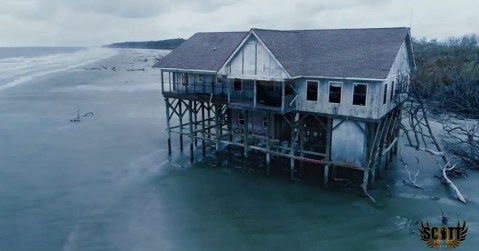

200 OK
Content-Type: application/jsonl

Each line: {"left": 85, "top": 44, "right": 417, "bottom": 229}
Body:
{"left": 0, "top": 48, "right": 477, "bottom": 251}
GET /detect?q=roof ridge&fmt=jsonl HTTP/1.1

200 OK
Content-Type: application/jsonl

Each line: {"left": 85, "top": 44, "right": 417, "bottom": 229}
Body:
{"left": 196, "top": 31, "right": 248, "bottom": 34}
{"left": 252, "top": 27, "right": 410, "bottom": 32}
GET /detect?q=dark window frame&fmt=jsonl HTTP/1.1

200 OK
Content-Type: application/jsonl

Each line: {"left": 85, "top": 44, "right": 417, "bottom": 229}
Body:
{"left": 306, "top": 80, "right": 318, "bottom": 101}
{"left": 383, "top": 83, "right": 388, "bottom": 104}
{"left": 233, "top": 78, "right": 242, "bottom": 91}
{"left": 352, "top": 83, "right": 367, "bottom": 106}
{"left": 328, "top": 81, "right": 342, "bottom": 104}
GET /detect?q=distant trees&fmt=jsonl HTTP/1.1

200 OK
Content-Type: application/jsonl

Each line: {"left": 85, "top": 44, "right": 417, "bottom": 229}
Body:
{"left": 412, "top": 34, "right": 479, "bottom": 118}
{"left": 394, "top": 34, "right": 479, "bottom": 203}
{"left": 104, "top": 38, "right": 186, "bottom": 50}
{"left": 411, "top": 34, "right": 478, "bottom": 172}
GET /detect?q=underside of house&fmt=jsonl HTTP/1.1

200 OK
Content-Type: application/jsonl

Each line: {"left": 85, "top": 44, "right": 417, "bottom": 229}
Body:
{"left": 155, "top": 27, "right": 415, "bottom": 190}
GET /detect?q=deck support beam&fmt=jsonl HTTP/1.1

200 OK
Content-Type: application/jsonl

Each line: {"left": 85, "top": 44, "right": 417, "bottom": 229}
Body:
{"left": 324, "top": 117, "right": 332, "bottom": 187}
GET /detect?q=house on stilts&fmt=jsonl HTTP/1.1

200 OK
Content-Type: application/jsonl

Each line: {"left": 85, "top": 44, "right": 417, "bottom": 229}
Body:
{"left": 154, "top": 27, "right": 415, "bottom": 190}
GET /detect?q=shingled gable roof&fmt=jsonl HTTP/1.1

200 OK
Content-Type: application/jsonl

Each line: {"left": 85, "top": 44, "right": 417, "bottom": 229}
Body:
{"left": 153, "top": 31, "right": 247, "bottom": 72}
{"left": 251, "top": 27, "right": 412, "bottom": 79}
{"left": 155, "top": 27, "right": 412, "bottom": 79}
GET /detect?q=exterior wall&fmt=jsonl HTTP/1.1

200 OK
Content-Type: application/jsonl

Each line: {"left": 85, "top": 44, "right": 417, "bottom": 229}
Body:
{"left": 379, "top": 41, "right": 412, "bottom": 117}
{"left": 230, "top": 109, "right": 269, "bottom": 135}
{"left": 165, "top": 38, "right": 412, "bottom": 121}
{"left": 295, "top": 78, "right": 383, "bottom": 120}
{"left": 218, "top": 35, "right": 289, "bottom": 80}
{"left": 331, "top": 119, "right": 366, "bottom": 166}
{"left": 230, "top": 79, "right": 254, "bottom": 100}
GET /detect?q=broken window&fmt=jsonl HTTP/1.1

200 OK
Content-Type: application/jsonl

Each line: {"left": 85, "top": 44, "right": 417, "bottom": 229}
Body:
{"left": 383, "top": 83, "right": 388, "bottom": 104}
{"left": 329, "top": 82, "right": 342, "bottom": 104}
{"left": 197, "top": 74, "right": 204, "bottom": 82}
{"left": 233, "top": 78, "right": 242, "bottom": 91}
{"left": 353, "top": 83, "right": 367, "bottom": 106}
{"left": 306, "top": 81, "right": 318, "bottom": 101}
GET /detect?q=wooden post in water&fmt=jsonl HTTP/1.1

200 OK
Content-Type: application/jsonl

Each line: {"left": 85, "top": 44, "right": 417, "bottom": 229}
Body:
{"left": 215, "top": 104, "right": 221, "bottom": 167}
{"left": 165, "top": 98, "right": 172, "bottom": 155}
{"left": 266, "top": 112, "right": 272, "bottom": 176}
{"left": 188, "top": 100, "right": 194, "bottom": 163}
{"left": 290, "top": 122, "right": 296, "bottom": 181}
{"left": 324, "top": 117, "right": 332, "bottom": 187}
{"left": 201, "top": 102, "right": 206, "bottom": 157}
{"left": 179, "top": 101, "right": 184, "bottom": 151}
{"left": 194, "top": 101, "right": 198, "bottom": 147}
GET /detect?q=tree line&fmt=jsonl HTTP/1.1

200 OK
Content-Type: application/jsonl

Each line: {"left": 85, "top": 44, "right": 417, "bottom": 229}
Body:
{"left": 412, "top": 34, "right": 479, "bottom": 118}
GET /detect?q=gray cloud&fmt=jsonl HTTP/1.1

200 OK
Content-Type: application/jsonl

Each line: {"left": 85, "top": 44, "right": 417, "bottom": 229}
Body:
{"left": 0, "top": 0, "right": 477, "bottom": 46}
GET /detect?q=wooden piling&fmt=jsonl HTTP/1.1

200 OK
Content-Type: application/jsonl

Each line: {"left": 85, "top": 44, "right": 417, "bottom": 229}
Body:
{"left": 324, "top": 117, "right": 332, "bottom": 187}
{"left": 179, "top": 100, "right": 184, "bottom": 151}
{"left": 201, "top": 102, "right": 206, "bottom": 157}
{"left": 165, "top": 98, "right": 172, "bottom": 155}
{"left": 188, "top": 100, "right": 194, "bottom": 163}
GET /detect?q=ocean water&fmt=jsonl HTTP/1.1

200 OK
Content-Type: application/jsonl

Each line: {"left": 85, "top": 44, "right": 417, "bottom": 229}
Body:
{"left": 0, "top": 47, "right": 117, "bottom": 91}
{"left": 0, "top": 48, "right": 477, "bottom": 251}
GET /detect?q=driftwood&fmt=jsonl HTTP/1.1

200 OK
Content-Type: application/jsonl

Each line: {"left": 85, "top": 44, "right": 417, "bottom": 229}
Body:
{"left": 334, "top": 178, "right": 376, "bottom": 204}
{"left": 398, "top": 149, "right": 425, "bottom": 190}
{"left": 70, "top": 109, "right": 94, "bottom": 123}
{"left": 399, "top": 79, "right": 467, "bottom": 203}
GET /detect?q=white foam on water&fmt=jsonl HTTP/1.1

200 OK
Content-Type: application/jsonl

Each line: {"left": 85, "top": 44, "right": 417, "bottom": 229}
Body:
{"left": 0, "top": 47, "right": 118, "bottom": 91}
{"left": 72, "top": 83, "right": 161, "bottom": 93}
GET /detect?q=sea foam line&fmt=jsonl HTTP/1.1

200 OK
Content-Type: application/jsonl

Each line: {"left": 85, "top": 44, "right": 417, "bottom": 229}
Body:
{"left": 0, "top": 47, "right": 118, "bottom": 91}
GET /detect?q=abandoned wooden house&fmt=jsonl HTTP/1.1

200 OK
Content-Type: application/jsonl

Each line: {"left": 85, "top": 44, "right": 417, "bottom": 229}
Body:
{"left": 154, "top": 27, "right": 415, "bottom": 190}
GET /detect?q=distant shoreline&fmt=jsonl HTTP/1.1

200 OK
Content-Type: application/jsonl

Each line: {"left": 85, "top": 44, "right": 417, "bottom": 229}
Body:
{"left": 103, "top": 38, "right": 185, "bottom": 50}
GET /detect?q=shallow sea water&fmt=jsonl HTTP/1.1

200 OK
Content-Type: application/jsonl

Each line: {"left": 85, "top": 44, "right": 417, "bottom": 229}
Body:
{"left": 0, "top": 49, "right": 477, "bottom": 251}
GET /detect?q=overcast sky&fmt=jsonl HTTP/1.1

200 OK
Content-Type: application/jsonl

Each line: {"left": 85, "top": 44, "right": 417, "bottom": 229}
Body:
{"left": 0, "top": 0, "right": 478, "bottom": 46}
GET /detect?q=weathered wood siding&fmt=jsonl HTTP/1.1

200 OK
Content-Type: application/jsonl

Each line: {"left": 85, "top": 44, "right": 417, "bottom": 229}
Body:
{"left": 295, "top": 78, "right": 383, "bottom": 120}
{"left": 378, "top": 41, "right": 412, "bottom": 117}
{"left": 219, "top": 35, "right": 289, "bottom": 80}
{"left": 331, "top": 119, "right": 366, "bottom": 166}
{"left": 230, "top": 109, "right": 268, "bottom": 135}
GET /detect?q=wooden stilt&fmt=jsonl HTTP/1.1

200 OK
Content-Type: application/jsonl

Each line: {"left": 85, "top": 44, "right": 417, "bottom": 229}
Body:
{"left": 188, "top": 100, "right": 194, "bottom": 163}
{"left": 244, "top": 110, "right": 249, "bottom": 158}
{"left": 214, "top": 105, "right": 221, "bottom": 167}
{"left": 165, "top": 98, "right": 172, "bottom": 155}
{"left": 201, "top": 102, "right": 206, "bottom": 157}
{"left": 207, "top": 102, "right": 211, "bottom": 139}
{"left": 324, "top": 117, "right": 332, "bottom": 187}
{"left": 194, "top": 101, "right": 198, "bottom": 147}
{"left": 290, "top": 122, "right": 296, "bottom": 181}
{"left": 299, "top": 117, "right": 305, "bottom": 177}
{"left": 242, "top": 110, "right": 249, "bottom": 170}
{"left": 179, "top": 101, "right": 184, "bottom": 151}
{"left": 374, "top": 112, "right": 393, "bottom": 181}
{"left": 266, "top": 112, "right": 272, "bottom": 176}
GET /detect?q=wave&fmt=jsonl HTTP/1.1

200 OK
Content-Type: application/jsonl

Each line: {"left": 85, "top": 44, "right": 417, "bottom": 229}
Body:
{"left": 0, "top": 47, "right": 118, "bottom": 91}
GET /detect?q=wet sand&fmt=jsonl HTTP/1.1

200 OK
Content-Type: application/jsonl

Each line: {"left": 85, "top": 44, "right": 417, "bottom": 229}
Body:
{"left": 0, "top": 49, "right": 477, "bottom": 251}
